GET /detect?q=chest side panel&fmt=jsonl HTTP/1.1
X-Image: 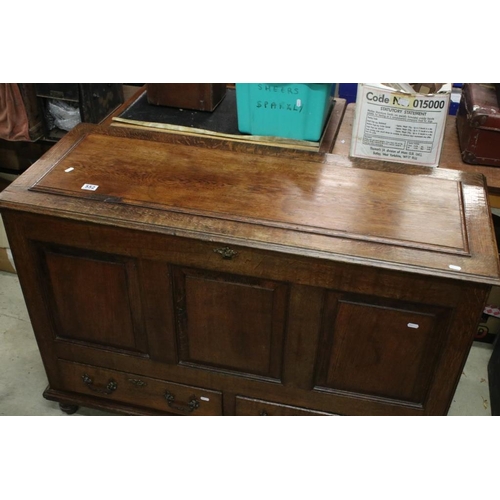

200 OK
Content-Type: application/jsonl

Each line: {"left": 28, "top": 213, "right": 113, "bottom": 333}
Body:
{"left": 37, "top": 244, "right": 148, "bottom": 355}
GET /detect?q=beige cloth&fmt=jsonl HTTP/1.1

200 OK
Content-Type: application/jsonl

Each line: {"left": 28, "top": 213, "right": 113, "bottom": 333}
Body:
{"left": 0, "top": 83, "right": 31, "bottom": 141}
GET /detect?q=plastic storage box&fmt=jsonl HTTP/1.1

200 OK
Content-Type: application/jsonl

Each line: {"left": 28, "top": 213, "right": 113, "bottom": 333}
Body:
{"left": 235, "top": 83, "right": 333, "bottom": 141}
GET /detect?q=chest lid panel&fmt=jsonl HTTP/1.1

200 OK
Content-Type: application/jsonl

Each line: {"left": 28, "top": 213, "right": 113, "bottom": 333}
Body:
{"left": 30, "top": 133, "right": 467, "bottom": 252}
{"left": 1, "top": 124, "right": 497, "bottom": 284}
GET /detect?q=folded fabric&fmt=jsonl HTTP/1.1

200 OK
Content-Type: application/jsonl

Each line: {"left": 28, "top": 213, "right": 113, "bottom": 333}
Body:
{"left": 0, "top": 83, "right": 31, "bottom": 141}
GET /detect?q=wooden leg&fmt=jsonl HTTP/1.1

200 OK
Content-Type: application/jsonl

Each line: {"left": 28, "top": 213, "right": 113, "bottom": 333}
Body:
{"left": 488, "top": 336, "right": 500, "bottom": 416}
{"left": 59, "top": 403, "right": 79, "bottom": 415}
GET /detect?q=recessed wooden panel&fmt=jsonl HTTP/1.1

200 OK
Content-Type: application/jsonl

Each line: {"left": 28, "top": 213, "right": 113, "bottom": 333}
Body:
{"left": 316, "top": 295, "right": 450, "bottom": 404}
{"left": 30, "top": 133, "right": 468, "bottom": 254}
{"left": 41, "top": 246, "right": 146, "bottom": 353}
{"left": 173, "top": 267, "right": 287, "bottom": 379}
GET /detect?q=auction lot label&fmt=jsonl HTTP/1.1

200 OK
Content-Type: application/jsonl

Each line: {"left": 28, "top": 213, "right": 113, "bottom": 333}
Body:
{"left": 350, "top": 84, "right": 450, "bottom": 167}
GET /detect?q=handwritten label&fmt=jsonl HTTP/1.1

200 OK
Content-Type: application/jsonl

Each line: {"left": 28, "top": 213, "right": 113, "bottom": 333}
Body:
{"left": 256, "top": 101, "right": 303, "bottom": 112}
{"left": 257, "top": 84, "right": 299, "bottom": 95}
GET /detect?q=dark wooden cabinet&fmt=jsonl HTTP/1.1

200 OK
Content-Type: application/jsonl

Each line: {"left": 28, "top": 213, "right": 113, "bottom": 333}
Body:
{"left": 1, "top": 123, "right": 499, "bottom": 416}
{"left": 35, "top": 83, "right": 124, "bottom": 141}
{"left": 146, "top": 83, "right": 227, "bottom": 111}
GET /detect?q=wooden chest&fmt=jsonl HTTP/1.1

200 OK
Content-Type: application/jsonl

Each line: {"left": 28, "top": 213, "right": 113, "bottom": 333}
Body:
{"left": 1, "top": 123, "right": 499, "bottom": 416}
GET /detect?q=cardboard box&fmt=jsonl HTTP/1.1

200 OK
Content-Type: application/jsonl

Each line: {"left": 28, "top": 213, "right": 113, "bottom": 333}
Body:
{"left": 0, "top": 211, "right": 9, "bottom": 248}
{"left": 0, "top": 214, "right": 15, "bottom": 273}
{"left": 350, "top": 83, "right": 451, "bottom": 167}
{"left": 0, "top": 248, "right": 15, "bottom": 273}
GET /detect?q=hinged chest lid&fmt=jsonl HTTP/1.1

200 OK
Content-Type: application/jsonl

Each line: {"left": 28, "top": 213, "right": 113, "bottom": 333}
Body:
{"left": 1, "top": 123, "right": 499, "bottom": 285}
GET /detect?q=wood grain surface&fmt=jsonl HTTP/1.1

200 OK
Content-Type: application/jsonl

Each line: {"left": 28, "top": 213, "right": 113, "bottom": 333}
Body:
{"left": 1, "top": 123, "right": 494, "bottom": 284}
{"left": 1, "top": 120, "right": 498, "bottom": 416}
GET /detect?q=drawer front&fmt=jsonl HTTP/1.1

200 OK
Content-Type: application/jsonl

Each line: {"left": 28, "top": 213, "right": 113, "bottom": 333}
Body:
{"left": 235, "top": 396, "right": 334, "bottom": 416}
{"left": 57, "top": 360, "right": 222, "bottom": 415}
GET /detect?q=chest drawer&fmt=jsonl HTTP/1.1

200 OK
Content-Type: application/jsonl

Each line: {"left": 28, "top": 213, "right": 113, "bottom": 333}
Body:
{"left": 57, "top": 360, "right": 222, "bottom": 415}
{"left": 235, "top": 396, "right": 335, "bottom": 416}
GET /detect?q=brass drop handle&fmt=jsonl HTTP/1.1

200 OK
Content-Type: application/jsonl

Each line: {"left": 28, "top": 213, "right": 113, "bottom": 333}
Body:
{"left": 164, "top": 391, "right": 200, "bottom": 414}
{"left": 213, "top": 247, "right": 238, "bottom": 260}
{"left": 82, "top": 373, "right": 118, "bottom": 395}
{"left": 128, "top": 378, "right": 147, "bottom": 387}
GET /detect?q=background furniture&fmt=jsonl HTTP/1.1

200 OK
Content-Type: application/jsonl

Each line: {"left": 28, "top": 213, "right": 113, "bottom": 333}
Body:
{"left": 35, "top": 83, "right": 124, "bottom": 141}
{"left": 0, "top": 84, "right": 126, "bottom": 174}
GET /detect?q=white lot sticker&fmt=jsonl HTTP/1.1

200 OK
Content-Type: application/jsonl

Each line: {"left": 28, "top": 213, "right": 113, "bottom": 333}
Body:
{"left": 200, "top": 397, "right": 210, "bottom": 402}
{"left": 81, "top": 184, "right": 99, "bottom": 191}
{"left": 64, "top": 167, "right": 74, "bottom": 172}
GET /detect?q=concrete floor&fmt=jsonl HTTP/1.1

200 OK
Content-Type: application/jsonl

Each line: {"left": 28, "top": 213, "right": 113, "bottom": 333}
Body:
{"left": 0, "top": 269, "right": 494, "bottom": 416}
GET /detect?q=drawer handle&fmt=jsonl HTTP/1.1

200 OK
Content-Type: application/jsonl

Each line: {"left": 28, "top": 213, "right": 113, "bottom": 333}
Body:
{"left": 128, "top": 378, "right": 147, "bottom": 387}
{"left": 213, "top": 247, "right": 238, "bottom": 260}
{"left": 82, "top": 373, "right": 118, "bottom": 395}
{"left": 259, "top": 410, "right": 269, "bottom": 416}
{"left": 164, "top": 391, "right": 200, "bottom": 414}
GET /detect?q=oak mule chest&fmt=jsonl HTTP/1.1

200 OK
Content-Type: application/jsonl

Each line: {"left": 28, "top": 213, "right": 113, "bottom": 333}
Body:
{"left": 1, "top": 123, "right": 499, "bottom": 416}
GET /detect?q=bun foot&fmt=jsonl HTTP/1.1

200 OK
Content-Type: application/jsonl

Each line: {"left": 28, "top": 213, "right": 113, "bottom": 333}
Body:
{"left": 59, "top": 403, "right": 79, "bottom": 415}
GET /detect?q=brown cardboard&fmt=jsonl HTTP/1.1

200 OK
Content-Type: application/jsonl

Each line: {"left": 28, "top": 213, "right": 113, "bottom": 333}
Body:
{"left": 0, "top": 247, "right": 15, "bottom": 273}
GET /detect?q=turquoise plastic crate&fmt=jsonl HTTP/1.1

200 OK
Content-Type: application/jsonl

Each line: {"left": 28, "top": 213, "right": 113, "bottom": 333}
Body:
{"left": 235, "top": 83, "right": 334, "bottom": 141}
